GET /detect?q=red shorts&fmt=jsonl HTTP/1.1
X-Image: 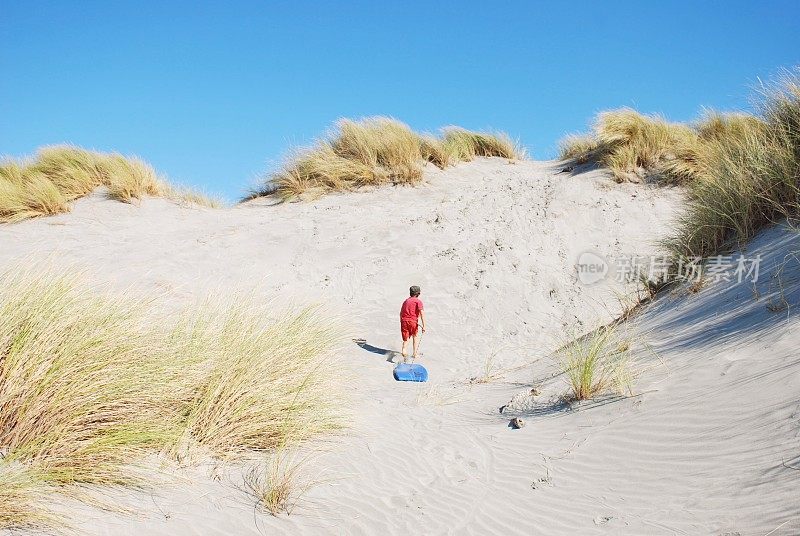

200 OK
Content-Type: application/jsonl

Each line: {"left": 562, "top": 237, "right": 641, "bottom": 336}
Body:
{"left": 400, "top": 319, "right": 418, "bottom": 341}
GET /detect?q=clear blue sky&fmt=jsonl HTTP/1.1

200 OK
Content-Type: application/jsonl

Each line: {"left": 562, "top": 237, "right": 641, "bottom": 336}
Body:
{"left": 2, "top": 1, "right": 799, "bottom": 201}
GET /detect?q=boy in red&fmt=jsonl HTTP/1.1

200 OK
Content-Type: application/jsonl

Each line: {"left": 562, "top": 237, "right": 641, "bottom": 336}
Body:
{"left": 400, "top": 285, "right": 426, "bottom": 361}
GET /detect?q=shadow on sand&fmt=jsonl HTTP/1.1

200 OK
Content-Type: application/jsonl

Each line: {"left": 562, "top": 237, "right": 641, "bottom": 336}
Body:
{"left": 353, "top": 338, "right": 399, "bottom": 363}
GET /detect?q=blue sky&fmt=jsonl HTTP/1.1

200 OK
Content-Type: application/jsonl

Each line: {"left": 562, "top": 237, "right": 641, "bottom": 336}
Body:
{"left": 2, "top": 1, "right": 799, "bottom": 201}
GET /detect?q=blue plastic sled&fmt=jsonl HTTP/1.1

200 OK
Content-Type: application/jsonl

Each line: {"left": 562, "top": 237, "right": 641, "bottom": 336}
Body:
{"left": 393, "top": 363, "right": 428, "bottom": 382}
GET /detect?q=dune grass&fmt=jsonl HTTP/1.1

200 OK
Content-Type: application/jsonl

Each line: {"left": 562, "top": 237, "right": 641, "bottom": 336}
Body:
{"left": 0, "top": 269, "right": 345, "bottom": 529}
{"left": 0, "top": 145, "right": 220, "bottom": 223}
{"left": 559, "top": 108, "right": 699, "bottom": 183}
{"left": 660, "top": 111, "right": 768, "bottom": 186}
{"left": 0, "top": 271, "right": 186, "bottom": 487}
{"left": 559, "top": 107, "right": 768, "bottom": 187}
{"left": 666, "top": 72, "right": 800, "bottom": 258}
{"left": 180, "top": 303, "right": 342, "bottom": 458}
{"left": 441, "top": 127, "right": 523, "bottom": 162}
{"left": 417, "top": 134, "right": 456, "bottom": 169}
{"left": 561, "top": 68, "right": 800, "bottom": 262}
{"left": 243, "top": 451, "right": 316, "bottom": 516}
{"left": 250, "top": 117, "right": 525, "bottom": 201}
{"left": 332, "top": 117, "right": 424, "bottom": 181}
{"left": 0, "top": 465, "right": 60, "bottom": 531}
{"left": 558, "top": 134, "right": 600, "bottom": 164}
{"left": 557, "top": 325, "right": 633, "bottom": 401}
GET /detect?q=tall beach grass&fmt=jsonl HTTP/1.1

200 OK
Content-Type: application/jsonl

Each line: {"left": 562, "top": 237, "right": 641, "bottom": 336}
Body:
{"left": 180, "top": 303, "right": 342, "bottom": 458}
{"left": 0, "top": 145, "right": 220, "bottom": 224}
{"left": 561, "top": 68, "right": 800, "bottom": 260}
{"left": 249, "top": 117, "right": 525, "bottom": 201}
{"left": 0, "top": 269, "right": 345, "bottom": 529}
{"left": 666, "top": 71, "right": 800, "bottom": 258}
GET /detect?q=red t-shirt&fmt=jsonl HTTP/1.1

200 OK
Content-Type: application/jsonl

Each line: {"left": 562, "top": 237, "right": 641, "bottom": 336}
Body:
{"left": 400, "top": 297, "right": 424, "bottom": 320}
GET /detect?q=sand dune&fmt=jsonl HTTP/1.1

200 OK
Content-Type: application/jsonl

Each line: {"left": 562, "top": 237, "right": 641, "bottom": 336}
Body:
{"left": 1, "top": 158, "right": 798, "bottom": 535}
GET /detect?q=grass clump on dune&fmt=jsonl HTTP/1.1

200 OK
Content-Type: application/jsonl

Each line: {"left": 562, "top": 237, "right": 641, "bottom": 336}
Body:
{"left": 558, "top": 325, "right": 634, "bottom": 401}
{"left": 417, "top": 134, "right": 455, "bottom": 169}
{"left": 332, "top": 117, "right": 425, "bottom": 183}
{"left": 0, "top": 271, "right": 186, "bottom": 487}
{"left": 559, "top": 108, "right": 698, "bottom": 183}
{"left": 666, "top": 72, "right": 800, "bottom": 258}
{"left": 180, "top": 303, "right": 341, "bottom": 457}
{"left": 558, "top": 134, "right": 600, "bottom": 164}
{"left": 251, "top": 116, "right": 525, "bottom": 201}
{"left": 561, "top": 68, "right": 799, "bottom": 261}
{"left": 243, "top": 451, "right": 316, "bottom": 516}
{"left": 0, "top": 145, "right": 219, "bottom": 223}
{"left": 661, "top": 111, "right": 768, "bottom": 185}
{"left": 0, "top": 269, "right": 345, "bottom": 529}
{"left": 559, "top": 108, "right": 768, "bottom": 187}
{"left": 0, "top": 466, "right": 60, "bottom": 531}
{"left": 441, "top": 127, "right": 523, "bottom": 161}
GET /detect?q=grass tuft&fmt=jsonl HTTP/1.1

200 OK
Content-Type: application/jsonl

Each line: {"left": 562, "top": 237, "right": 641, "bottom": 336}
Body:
{"left": 0, "top": 465, "right": 60, "bottom": 531}
{"left": 250, "top": 117, "right": 525, "bottom": 201}
{"left": 558, "top": 325, "right": 634, "bottom": 401}
{"left": 243, "top": 451, "right": 315, "bottom": 516}
{"left": 181, "top": 303, "right": 344, "bottom": 457}
{"left": 0, "top": 268, "right": 346, "bottom": 529}
{"left": 0, "top": 270, "right": 186, "bottom": 486}
{"left": 418, "top": 134, "right": 456, "bottom": 169}
{"left": 562, "top": 67, "right": 800, "bottom": 261}
{"left": 665, "top": 70, "right": 800, "bottom": 258}
{"left": 596, "top": 109, "right": 697, "bottom": 183}
{"left": 441, "top": 127, "right": 524, "bottom": 161}
{"left": 558, "top": 134, "right": 600, "bottom": 164}
{"left": 331, "top": 117, "right": 423, "bottom": 181}
{"left": 0, "top": 146, "right": 219, "bottom": 223}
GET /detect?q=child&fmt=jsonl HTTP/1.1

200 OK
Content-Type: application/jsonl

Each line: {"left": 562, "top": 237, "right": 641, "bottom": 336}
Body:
{"left": 400, "top": 285, "right": 426, "bottom": 361}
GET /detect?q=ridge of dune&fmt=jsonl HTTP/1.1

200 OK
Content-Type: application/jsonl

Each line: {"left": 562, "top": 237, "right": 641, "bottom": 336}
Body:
{"left": 1, "top": 157, "right": 798, "bottom": 535}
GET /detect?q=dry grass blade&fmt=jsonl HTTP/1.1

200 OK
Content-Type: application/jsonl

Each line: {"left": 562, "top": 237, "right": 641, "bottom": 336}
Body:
{"left": 415, "top": 384, "right": 466, "bottom": 407}
{"left": 466, "top": 349, "right": 533, "bottom": 385}
{"left": 468, "top": 354, "right": 504, "bottom": 384}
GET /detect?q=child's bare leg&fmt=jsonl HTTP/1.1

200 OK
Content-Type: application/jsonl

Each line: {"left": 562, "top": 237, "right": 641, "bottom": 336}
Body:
{"left": 401, "top": 339, "right": 407, "bottom": 358}
{"left": 412, "top": 334, "right": 420, "bottom": 359}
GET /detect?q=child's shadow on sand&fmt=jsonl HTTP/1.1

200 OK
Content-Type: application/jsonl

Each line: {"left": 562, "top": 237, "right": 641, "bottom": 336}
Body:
{"left": 353, "top": 338, "right": 400, "bottom": 363}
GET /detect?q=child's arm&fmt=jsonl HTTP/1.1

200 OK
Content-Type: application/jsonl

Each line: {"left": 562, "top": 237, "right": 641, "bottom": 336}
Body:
{"left": 419, "top": 310, "right": 426, "bottom": 333}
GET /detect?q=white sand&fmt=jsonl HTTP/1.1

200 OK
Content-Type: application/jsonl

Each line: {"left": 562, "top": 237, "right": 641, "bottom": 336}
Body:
{"left": 1, "top": 158, "right": 798, "bottom": 535}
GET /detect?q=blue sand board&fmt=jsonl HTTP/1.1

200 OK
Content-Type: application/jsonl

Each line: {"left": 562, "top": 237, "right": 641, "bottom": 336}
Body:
{"left": 393, "top": 363, "right": 428, "bottom": 382}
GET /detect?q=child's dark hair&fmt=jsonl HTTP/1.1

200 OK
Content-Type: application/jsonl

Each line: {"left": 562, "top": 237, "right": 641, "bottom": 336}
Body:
{"left": 409, "top": 285, "right": 421, "bottom": 297}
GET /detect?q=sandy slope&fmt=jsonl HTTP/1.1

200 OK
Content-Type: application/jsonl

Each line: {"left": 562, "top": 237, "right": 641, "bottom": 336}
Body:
{"left": 0, "top": 158, "right": 797, "bottom": 535}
